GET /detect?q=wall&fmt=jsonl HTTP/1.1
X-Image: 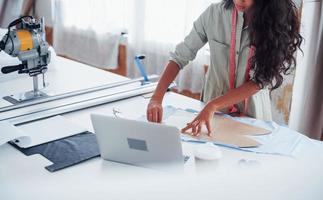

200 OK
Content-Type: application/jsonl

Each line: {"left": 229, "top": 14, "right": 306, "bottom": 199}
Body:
{"left": 271, "top": 73, "right": 295, "bottom": 125}
{"left": 289, "top": 0, "right": 322, "bottom": 136}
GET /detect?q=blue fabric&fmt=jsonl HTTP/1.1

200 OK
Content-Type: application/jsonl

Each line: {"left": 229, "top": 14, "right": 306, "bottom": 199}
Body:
{"left": 163, "top": 106, "right": 323, "bottom": 157}
{"left": 11, "top": 132, "right": 100, "bottom": 172}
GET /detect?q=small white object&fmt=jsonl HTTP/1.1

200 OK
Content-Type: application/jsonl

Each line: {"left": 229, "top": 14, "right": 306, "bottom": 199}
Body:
{"left": 0, "top": 121, "right": 30, "bottom": 147}
{"left": 194, "top": 144, "right": 222, "bottom": 161}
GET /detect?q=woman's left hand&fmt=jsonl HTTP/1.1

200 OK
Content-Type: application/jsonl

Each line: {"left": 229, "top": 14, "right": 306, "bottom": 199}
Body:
{"left": 181, "top": 103, "right": 217, "bottom": 137}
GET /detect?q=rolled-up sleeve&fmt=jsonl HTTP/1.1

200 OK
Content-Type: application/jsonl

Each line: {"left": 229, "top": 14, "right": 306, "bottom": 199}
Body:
{"left": 170, "top": 5, "right": 212, "bottom": 69}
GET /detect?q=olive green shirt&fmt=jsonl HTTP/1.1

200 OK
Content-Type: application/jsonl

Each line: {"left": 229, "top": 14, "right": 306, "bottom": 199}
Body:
{"left": 170, "top": 3, "right": 272, "bottom": 121}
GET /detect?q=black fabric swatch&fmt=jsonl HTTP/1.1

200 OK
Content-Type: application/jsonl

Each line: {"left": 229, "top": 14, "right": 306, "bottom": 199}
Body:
{"left": 11, "top": 131, "right": 100, "bottom": 172}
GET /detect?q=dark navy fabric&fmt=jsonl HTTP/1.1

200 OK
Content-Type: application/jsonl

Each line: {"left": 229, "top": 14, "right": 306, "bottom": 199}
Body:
{"left": 11, "top": 132, "right": 100, "bottom": 172}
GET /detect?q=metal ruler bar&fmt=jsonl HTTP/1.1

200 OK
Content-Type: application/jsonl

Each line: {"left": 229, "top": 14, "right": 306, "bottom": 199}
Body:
{"left": 0, "top": 75, "right": 159, "bottom": 113}
{"left": 5, "top": 82, "right": 158, "bottom": 125}
{"left": 0, "top": 82, "right": 141, "bottom": 120}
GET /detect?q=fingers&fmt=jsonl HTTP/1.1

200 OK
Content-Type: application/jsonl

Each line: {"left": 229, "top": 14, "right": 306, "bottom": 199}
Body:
{"left": 206, "top": 121, "right": 213, "bottom": 136}
{"left": 191, "top": 122, "right": 197, "bottom": 134}
{"left": 152, "top": 107, "right": 162, "bottom": 123}
{"left": 181, "top": 123, "right": 193, "bottom": 133}
{"left": 147, "top": 111, "right": 152, "bottom": 122}
{"left": 181, "top": 120, "right": 197, "bottom": 133}
{"left": 158, "top": 107, "right": 163, "bottom": 123}
{"left": 152, "top": 107, "right": 158, "bottom": 122}
{"left": 197, "top": 125, "right": 202, "bottom": 136}
{"left": 182, "top": 119, "right": 200, "bottom": 136}
{"left": 182, "top": 119, "right": 213, "bottom": 137}
{"left": 147, "top": 104, "right": 163, "bottom": 123}
{"left": 147, "top": 106, "right": 154, "bottom": 122}
{"left": 146, "top": 108, "right": 151, "bottom": 121}
{"left": 191, "top": 120, "right": 200, "bottom": 136}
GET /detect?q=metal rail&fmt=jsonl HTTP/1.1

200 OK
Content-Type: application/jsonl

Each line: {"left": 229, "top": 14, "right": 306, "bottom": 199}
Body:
{"left": 0, "top": 75, "right": 159, "bottom": 113}
{"left": 4, "top": 82, "right": 159, "bottom": 125}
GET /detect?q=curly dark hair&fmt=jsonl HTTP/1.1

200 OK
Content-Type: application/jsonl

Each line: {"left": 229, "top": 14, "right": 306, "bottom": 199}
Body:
{"left": 223, "top": 0, "right": 303, "bottom": 90}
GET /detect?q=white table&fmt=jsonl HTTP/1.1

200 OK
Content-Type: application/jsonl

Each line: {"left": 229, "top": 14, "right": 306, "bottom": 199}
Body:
{"left": 0, "top": 56, "right": 127, "bottom": 98}
{"left": 0, "top": 57, "right": 323, "bottom": 200}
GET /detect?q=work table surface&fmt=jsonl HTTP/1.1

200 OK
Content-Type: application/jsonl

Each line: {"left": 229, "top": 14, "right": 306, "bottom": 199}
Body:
{"left": 0, "top": 57, "right": 322, "bottom": 200}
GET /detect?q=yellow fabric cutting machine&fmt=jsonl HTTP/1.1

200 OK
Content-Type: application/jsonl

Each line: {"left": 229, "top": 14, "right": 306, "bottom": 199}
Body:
{"left": 0, "top": 16, "right": 51, "bottom": 103}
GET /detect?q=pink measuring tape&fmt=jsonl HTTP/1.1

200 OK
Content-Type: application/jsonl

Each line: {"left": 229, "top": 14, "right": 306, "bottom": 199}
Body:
{"left": 228, "top": 6, "right": 255, "bottom": 115}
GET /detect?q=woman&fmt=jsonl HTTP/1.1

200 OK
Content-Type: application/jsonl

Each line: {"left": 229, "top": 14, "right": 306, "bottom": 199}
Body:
{"left": 147, "top": 0, "right": 303, "bottom": 136}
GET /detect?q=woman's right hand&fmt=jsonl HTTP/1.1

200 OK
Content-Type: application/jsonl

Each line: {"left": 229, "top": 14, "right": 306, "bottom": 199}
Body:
{"left": 145, "top": 61, "right": 180, "bottom": 123}
{"left": 147, "top": 98, "right": 163, "bottom": 123}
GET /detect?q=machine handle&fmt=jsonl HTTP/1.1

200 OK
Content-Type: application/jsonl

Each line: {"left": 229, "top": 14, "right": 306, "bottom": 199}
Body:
{"left": 1, "top": 64, "right": 25, "bottom": 74}
{"left": 8, "top": 16, "right": 33, "bottom": 28}
{"left": 8, "top": 18, "right": 23, "bottom": 28}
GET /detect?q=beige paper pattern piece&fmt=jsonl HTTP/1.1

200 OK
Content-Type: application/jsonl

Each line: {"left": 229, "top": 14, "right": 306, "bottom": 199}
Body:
{"left": 165, "top": 110, "right": 271, "bottom": 148}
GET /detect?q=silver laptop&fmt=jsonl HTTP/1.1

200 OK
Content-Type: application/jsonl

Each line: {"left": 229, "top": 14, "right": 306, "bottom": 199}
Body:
{"left": 91, "top": 114, "right": 187, "bottom": 170}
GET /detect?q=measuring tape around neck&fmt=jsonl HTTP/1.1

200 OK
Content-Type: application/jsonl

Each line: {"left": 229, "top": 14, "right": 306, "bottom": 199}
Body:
{"left": 228, "top": 6, "right": 255, "bottom": 115}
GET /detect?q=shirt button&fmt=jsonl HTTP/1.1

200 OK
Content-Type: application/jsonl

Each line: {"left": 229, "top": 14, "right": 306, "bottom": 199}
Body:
{"left": 236, "top": 51, "right": 239, "bottom": 55}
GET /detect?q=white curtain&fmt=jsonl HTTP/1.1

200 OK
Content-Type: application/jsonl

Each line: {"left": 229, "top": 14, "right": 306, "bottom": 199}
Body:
{"left": 53, "top": 0, "right": 220, "bottom": 93}
{"left": 0, "top": 0, "right": 24, "bottom": 28}
{"left": 53, "top": 0, "right": 126, "bottom": 69}
{"left": 289, "top": 0, "right": 323, "bottom": 139}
